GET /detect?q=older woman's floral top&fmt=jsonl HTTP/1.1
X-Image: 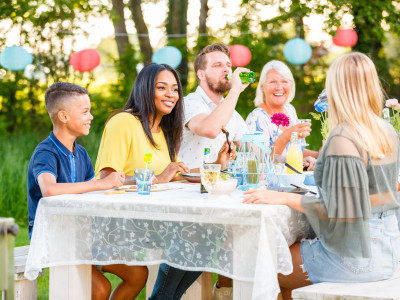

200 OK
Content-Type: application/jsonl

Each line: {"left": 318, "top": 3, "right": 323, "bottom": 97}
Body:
{"left": 246, "top": 103, "right": 305, "bottom": 157}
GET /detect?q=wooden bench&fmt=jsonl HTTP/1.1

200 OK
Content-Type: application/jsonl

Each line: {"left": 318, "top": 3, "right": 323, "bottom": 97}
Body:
{"left": 14, "top": 246, "right": 45, "bottom": 300}
{"left": 292, "top": 271, "right": 400, "bottom": 300}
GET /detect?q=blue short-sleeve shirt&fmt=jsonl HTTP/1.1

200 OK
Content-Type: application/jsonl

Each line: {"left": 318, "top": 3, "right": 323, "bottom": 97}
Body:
{"left": 27, "top": 132, "right": 95, "bottom": 240}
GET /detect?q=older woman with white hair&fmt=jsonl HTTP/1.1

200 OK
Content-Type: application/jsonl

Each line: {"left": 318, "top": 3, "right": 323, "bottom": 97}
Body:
{"left": 246, "top": 60, "right": 318, "bottom": 169}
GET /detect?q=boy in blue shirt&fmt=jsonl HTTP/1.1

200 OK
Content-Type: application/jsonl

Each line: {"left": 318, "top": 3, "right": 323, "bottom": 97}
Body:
{"left": 27, "top": 82, "right": 148, "bottom": 300}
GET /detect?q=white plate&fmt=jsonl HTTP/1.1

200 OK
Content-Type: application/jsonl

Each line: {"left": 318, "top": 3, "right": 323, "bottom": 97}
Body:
{"left": 117, "top": 185, "right": 171, "bottom": 192}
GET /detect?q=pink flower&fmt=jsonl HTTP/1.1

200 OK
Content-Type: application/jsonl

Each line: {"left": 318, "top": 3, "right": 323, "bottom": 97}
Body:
{"left": 271, "top": 113, "right": 290, "bottom": 127}
{"left": 385, "top": 99, "right": 398, "bottom": 107}
{"left": 394, "top": 103, "right": 400, "bottom": 111}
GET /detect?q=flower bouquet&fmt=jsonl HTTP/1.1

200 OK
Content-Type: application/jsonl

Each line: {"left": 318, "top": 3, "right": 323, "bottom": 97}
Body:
{"left": 269, "top": 113, "right": 290, "bottom": 186}
{"left": 310, "top": 89, "right": 329, "bottom": 141}
{"left": 384, "top": 99, "right": 400, "bottom": 134}
{"left": 270, "top": 112, "right": 290, "bottom": 154}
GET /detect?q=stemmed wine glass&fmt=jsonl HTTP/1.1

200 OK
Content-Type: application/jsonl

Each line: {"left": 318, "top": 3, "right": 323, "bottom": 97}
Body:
{"left": 297, "top": 119, "right": 311, "bottom": 147}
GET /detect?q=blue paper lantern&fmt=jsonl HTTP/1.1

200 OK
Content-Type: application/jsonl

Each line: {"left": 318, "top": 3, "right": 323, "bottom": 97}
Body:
{"left": 283, "top": 38, "right": 312, "bottom": 65}
{"left": 0, "top": 46, "right": 33, "bottom": 71}
{"left": 151, "top": 46, "right": 182, "bottom": 69}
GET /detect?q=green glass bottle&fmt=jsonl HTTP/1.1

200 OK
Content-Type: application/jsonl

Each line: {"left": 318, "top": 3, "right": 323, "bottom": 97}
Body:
{"left": 200, "top": 148, "right": 211, "bottom": 193}
{"left": 225, "top": 71, "right": 256, "bottom": 83}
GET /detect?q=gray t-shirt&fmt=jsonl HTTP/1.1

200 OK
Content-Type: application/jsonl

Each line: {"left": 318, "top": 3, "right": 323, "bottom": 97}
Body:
{"left": 302, "top": 122, "right": 400, "bottom": 258}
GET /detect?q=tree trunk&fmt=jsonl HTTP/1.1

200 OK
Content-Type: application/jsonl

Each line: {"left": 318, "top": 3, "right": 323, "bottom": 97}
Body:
{"left": 290, "top": 0, "right": 308, "bottom": 113}
{"left": 129, "top": 0, "right": 153, "bottom": 65}
{"left": 198, "top": 0, "right": 208, "bottom": 34}
{"left": 166, "top": 0, "right": 189, "bottom": 89}
{"left": 291, "top": 0, "right": 305, "bottom": 39}
{"left": 111, "top": 0, "right": 130, "bottom": 58}
{"left": 195, "top": 0, "right": 209, "bottom": 52}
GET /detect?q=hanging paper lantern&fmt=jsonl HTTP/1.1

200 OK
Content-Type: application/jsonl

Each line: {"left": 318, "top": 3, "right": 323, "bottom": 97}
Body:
{"left": 283, "top": 38, "right": 312, "bottom": 65}
{"left": 332, "top": 29, "right": 358, "bottom": 47}
{"left": 24, "top": 64, "right": 45, "bottom": 81}
{"left": 229, "top": 44, "right": 252, "bottom": 67}
{"left": 0, "top": 46, "right": 33, "bottom": 71}
{"left": 152, "top": 46, "right": 182, "bottom": 69}
{"left": 69, "top": 49, "right": 100, "bottom": 72}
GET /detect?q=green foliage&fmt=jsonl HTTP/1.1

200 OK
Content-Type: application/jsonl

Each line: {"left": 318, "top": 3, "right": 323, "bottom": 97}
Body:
{"left": 110, "top": 44, "right": 140, "bottom": 101}
{"left": 0, "top": 133, "right": 46, "bottom": 222}
{"left": 0, "top": 0, "right": 107, "bottom": 134}
{"left": 309, "top": 112, "right": 321, "bottom": 121}
{"left": 310, "top": 111, "right": 329, "bottom": 140}
{"left": 384, "top": 103, "right": 400, "bottom": 134}
{"left": 221, "top": 0, "right": 328, "bottom": 150}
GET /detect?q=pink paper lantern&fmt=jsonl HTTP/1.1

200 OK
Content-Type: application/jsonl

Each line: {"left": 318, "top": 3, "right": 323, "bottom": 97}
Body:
{"left": 332, "top": 29, "right": 358, "bottom": 47}
{"left": 229, "top": 45, "right": 252, "bottom": 67}
{"left": 69, "top": 49, "right": 100, "bottom": 72}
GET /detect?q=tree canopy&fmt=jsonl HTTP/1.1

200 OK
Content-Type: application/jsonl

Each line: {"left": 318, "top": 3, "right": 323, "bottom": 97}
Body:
{"left": 0, "top": 0, "right": 399, "bottom": 149}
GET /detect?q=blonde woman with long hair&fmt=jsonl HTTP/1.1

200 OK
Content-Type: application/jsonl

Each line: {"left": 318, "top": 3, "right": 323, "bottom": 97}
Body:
{"left": 243, "top": 52, "right": 400, "bottom": 300}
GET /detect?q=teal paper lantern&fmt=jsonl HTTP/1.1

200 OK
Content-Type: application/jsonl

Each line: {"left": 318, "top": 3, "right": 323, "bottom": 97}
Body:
{"left": 151, "top": 46, "right": 182, "bottom": 68}
{"left": 283, "top": 38, "right": 312, "bottom": 65}
{"left": 0, "top": 46, "right": 33, "bottom": 71}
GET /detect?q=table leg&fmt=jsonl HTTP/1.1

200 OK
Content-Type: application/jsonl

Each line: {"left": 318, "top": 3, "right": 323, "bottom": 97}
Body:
{"left": 184, "top": 272, "right": 212, "bottom": 300}
{"left": 233, "top": 225, "right": 253, "bottom": 300}
{"left": 49, "top": 265, "right": 91, "bottom": 300}
{"left": 146, "top": 264, "right": 159, "bottom": 299}
{"left": 233, "top": 280, "right": 253, "bottom": 300}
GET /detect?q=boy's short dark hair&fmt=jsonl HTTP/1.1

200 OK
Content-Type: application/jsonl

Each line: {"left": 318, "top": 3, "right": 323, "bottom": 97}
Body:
{"left": 45, "top": 82, "right": 88, "bottom": 122}
{"left": 194, "top": 43, "right": 230, "bottom": 79}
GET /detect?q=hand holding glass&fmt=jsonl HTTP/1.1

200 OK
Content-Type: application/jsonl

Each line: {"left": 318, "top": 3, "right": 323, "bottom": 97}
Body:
{"left": 134, "top": 168, "right": 154, "bottom": 195}
{"left": 297, "top": 119, "right": 311, "bottom": 146}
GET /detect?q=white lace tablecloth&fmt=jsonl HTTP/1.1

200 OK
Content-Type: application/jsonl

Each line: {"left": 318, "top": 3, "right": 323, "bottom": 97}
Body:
{"left": 25, "top": 183, "right": 313, "bottom": 300}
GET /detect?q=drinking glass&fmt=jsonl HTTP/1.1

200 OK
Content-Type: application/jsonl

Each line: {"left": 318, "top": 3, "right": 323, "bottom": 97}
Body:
{"left": 267, "top": 163, "right": 284, "bottom": 188}
{"left": 297, "top": 119, "right": 311, "bottom": 146}
{"left": 134, "top": 168, "right": 154, "bottom": 195}
{"left": 200, "top": 164, "right": 221, "bottom": 186}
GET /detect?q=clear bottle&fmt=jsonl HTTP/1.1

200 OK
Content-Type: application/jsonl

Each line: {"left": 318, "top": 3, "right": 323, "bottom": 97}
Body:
{"left": 225, "top": 71, "right": 256, "bottom": 83}
{"left": 383, "top": 108, "right": 391, "bottom": 123}
{"left": 200, "top": 148, "right": 211, "bottom": 193}
{"left": 286, "top": 132, "right": 303, "bottom": 174}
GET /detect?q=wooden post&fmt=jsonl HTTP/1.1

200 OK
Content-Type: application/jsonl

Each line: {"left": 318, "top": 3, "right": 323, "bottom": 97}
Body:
{"left": 49, "top": 265, "right": 91, "bottom": 300}
{"left": 0, "top": 218, "right": 16, "bottom": 300}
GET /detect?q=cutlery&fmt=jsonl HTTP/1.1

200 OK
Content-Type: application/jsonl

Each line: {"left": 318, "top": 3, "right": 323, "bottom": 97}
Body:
{"left": 221, "top": 126, "right": 232, "bottom": 153}
{"left": 124, "top": 176, "right": 136, "bottom": 183}
{"left": 284, "top": 162, "right": 302, "bottom": 174}
{"left": 290, "top": 184, "right": 317, "bottom": 195}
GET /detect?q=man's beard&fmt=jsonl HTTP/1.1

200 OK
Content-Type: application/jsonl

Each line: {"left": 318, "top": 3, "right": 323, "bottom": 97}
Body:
{"left": 205, "top": 74, "right": 232, "bottom": 95}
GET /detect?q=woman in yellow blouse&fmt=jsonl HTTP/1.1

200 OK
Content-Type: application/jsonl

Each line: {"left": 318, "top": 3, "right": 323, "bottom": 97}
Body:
{"left": 95, "top": 63, "right": 232, "bottom": 300}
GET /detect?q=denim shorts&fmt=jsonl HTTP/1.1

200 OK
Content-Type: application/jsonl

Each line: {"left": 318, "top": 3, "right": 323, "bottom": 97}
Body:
{"left": 300, "top": 211, "right": 400, "bottom": 284}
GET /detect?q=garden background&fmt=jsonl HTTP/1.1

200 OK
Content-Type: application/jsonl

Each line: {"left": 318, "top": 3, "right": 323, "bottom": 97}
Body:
{"left": 1, "top": 1, "right": 400, "bottom": 298}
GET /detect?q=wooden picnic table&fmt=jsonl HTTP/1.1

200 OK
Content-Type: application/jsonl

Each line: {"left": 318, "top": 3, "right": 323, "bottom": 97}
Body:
{"left": 25, "top": 182, "right": 314, "bottom": 300}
